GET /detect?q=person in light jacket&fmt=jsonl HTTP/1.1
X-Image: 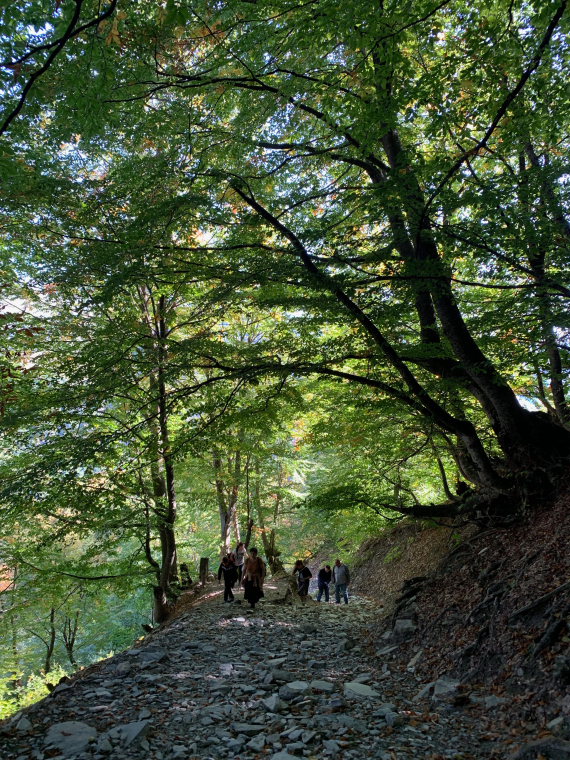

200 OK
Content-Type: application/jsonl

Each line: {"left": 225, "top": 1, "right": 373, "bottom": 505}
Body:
{"left": 332, "top": 558, "right": 350, "bottom": 604}
{"left": 233, "top": 541, "right": 247, "bottom": 584}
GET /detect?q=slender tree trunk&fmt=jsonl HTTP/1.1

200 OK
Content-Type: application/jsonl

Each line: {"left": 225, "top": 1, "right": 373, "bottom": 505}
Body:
{"left": 214, "top": 452, "right": 231, "bottom": 555}
{"left": 138, "top": 286, "right": 178, "bottom": 613}
{"left": 432, "top": 444, "right": 457, "bottom": 502}
{"left": 43, "top": 608, "right": 56, "bottom": 674}
{"left": 62, "top": 612, "right": 79, "bottom": 669}
{"left": 155, "top": 295, "right": 178, "bottom": 588}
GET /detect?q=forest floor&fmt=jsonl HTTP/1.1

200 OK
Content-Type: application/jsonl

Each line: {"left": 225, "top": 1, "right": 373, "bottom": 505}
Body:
{"left": 0, "top": 577, "right": 547, "bottom": 760}
{"left": 348, "top": 490, "right": 570, "bottom": 760}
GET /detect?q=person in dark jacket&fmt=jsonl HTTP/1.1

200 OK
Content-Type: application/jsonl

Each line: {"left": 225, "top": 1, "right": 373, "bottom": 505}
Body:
{"left": 316, "top": 564, "right": 332, "bottom": 602}
{"left": 293, "top": 559, "right": 312, "bottom": 601}
{"left": 218, "top": 555, "right": 238, "bottom": 603}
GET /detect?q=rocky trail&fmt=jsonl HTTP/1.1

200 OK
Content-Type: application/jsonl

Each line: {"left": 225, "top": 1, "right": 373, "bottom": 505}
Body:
{"left": 0, "top": 581, "right": 532, "bottom": 760}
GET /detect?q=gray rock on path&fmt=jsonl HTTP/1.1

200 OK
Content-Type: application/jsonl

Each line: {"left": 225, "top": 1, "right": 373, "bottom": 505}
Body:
{"left": 310, "top": 679, "right": 334, "bottom": 692}
{"left": 232, "top": 722, "right": 269, "bottom": 735}
{"left": 262, "top": 694, "right": 287, "bottom": 712}
{"left": 44, "top": 721, "right": 98, "bottom": 756}
{"left": 414, "top": 677, "right": 460, "bottom": 701}
{"left": 344, "top": 680, "right": 380, "bottom": 698}
{"left": 384, "top": 710, "right": 405, "bottom": 727}
{"left": 15, "top": 716, "right": 32, "bottom": 733}
{"left": 104, "top": 719, "right": 151, "bottom": 747}
{"left": 548, "top": 717, "right": 570, "bottom": 739}
{"left": 247, "top": 733, "right": 267, "bottom": 751}
{"left": 391, "top": 618, "right": 417, "bottom": 641}
{"left": 509, "top": 738, "right": 570, "bottom": 759}
{"left": 271, "top": 752, "right": 301, "bottom": 760}
{"left": 406, "top": 648, "right": 423, "bottom": 672}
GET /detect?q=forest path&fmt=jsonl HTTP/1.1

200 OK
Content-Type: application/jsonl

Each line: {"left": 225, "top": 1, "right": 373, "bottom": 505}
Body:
{"left": 3, "top": 585, "right": 500, "bottom": 760}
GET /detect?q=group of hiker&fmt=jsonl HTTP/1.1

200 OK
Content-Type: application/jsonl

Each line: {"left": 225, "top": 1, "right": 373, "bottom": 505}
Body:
{"left": 218, "top": 545, "right": 351, "bottom": 609}
{"left": 293, "top": 558, "right": 351, "bottom": 604}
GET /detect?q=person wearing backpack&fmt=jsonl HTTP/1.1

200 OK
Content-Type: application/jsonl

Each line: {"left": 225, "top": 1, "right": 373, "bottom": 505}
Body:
{"left": 293, "top": 559, "right": 312, "bottom": 602}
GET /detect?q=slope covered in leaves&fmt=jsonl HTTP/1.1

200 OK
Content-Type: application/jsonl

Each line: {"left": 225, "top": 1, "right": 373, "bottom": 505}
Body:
{"left": 365, "top": 486, "right": 570, "bottom": 738}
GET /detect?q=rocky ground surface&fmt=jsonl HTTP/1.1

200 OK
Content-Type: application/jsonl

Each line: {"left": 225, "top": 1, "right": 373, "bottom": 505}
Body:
{"left": 0, "top": 579, "right": 536, "bottom": 760}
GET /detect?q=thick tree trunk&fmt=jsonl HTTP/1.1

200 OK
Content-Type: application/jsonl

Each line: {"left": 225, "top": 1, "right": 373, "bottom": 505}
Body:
{"left": 377, "top": 127, "right": 570, "bottom": 469}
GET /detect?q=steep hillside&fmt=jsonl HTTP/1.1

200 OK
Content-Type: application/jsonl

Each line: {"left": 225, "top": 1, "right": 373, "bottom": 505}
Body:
{"left": 350, "top": 519, "right": 467, "bottom": 611}
{"left": 352, "top": 488, "right": 570, "bottom": 753}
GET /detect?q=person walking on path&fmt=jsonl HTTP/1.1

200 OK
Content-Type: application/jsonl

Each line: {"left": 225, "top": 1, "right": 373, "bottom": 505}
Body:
{"left": 242, "top": 547, "right": 266, "bottom": 609}
{"left": 316, "top": 564, "right": 332, "bottom": 602}
{"left": 218, "top": 555, "right": 238, "bottom": 603}
{"left": 333, "top": 558, "right": 350, "bottom": 604}
{"left": 293, "top": 559, "right": 312, "bottom": 602}
{"left": 233, "top": 541, "right": 247, "bottom": 584}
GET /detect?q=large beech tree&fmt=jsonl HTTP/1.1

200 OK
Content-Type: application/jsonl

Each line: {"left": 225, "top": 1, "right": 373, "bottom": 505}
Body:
{"left": 1, "top": 0, "right": 569, "bottom": 525}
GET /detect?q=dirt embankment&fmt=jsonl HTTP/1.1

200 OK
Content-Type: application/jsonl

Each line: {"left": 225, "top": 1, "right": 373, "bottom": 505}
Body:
{"left": 351, "top": 490, "right": 570, "bottom": 733}
{"left": 350, "top": 518, "right": 465, "bottom": 612}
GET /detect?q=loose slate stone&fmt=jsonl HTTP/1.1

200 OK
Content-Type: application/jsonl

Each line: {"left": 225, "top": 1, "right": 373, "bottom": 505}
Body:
{"left": 104, "top": 720, "right": 151, "bottom": 747}
{"left": 231, "top": 722, "right": 267, "bottom": 736}
{"left": 344, "top": 681, "right": 380, "bottom": 698}
{"left": 44, "top": 721, "right": 98, "bottom": 756}
{"left": 247, "top": 733, "right": 267, "bottom": 751}
{"left": 310, "top": 679, "right": 334, "bottom": 692}
{"left": 15, "top": 716, "right": 32, "bottom": 733}
{"left": 262, "top": 694, "right": 287, "bottom": 712}
{"left": 285, "top": 680, "right": 310, "bottom": 693}
{"left": 509, "top": 738, "right": 570, "bottom": 759}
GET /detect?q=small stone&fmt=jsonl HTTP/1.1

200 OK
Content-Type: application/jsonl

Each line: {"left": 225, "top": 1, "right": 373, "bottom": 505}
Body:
{"left": 247, "top": 733, "right": 267, "bottom": 751}
{"left": 231, "top": 722, "right": 267, "bottom": 736}
{"left": 384, "top": 711, "right": 405, "bottom": 727}
{"left": 484, "top": 694, "right": 507, "bottom": 708}
{"left": 16, "top": 717, "right": 33, "bottom": 733}
{"left": 344, "top": 681, "right": 380, "bottom": 698}
{"left": 97, "top": 737, "right": 113, "bottom": 752}
{"left": 547, "top": 717, "right": 570, "bottom": 739}
{"left": 45, "top": 721, "right": 98, "bottom": 756}
{"left": 509, "top": 738, "right": 570, "bottom": 759}
{"left": 262, "top": 694, "right": 287, "bottom": 713}
{"left": 325, "top": 697, "right": 347, "bottom": 712}
{"left": 279, "top": 681, "right": 310, "bottom": 699}
{"left": 391, "top": 619, "right": 417, "bottom": 641}
{"left": 310, "top": 679, "right": 334, "bottom": 692}
{"left": 105, "top": 720, "right": 151, "bottom": 747}
{"left": 406, "top": 648, "right": 424, "bottom": 672}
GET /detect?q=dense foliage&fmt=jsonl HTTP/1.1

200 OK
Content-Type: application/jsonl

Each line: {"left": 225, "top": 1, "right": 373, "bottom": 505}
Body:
{"left": 0, "top": 0, "right": 568, "bottom": 710}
